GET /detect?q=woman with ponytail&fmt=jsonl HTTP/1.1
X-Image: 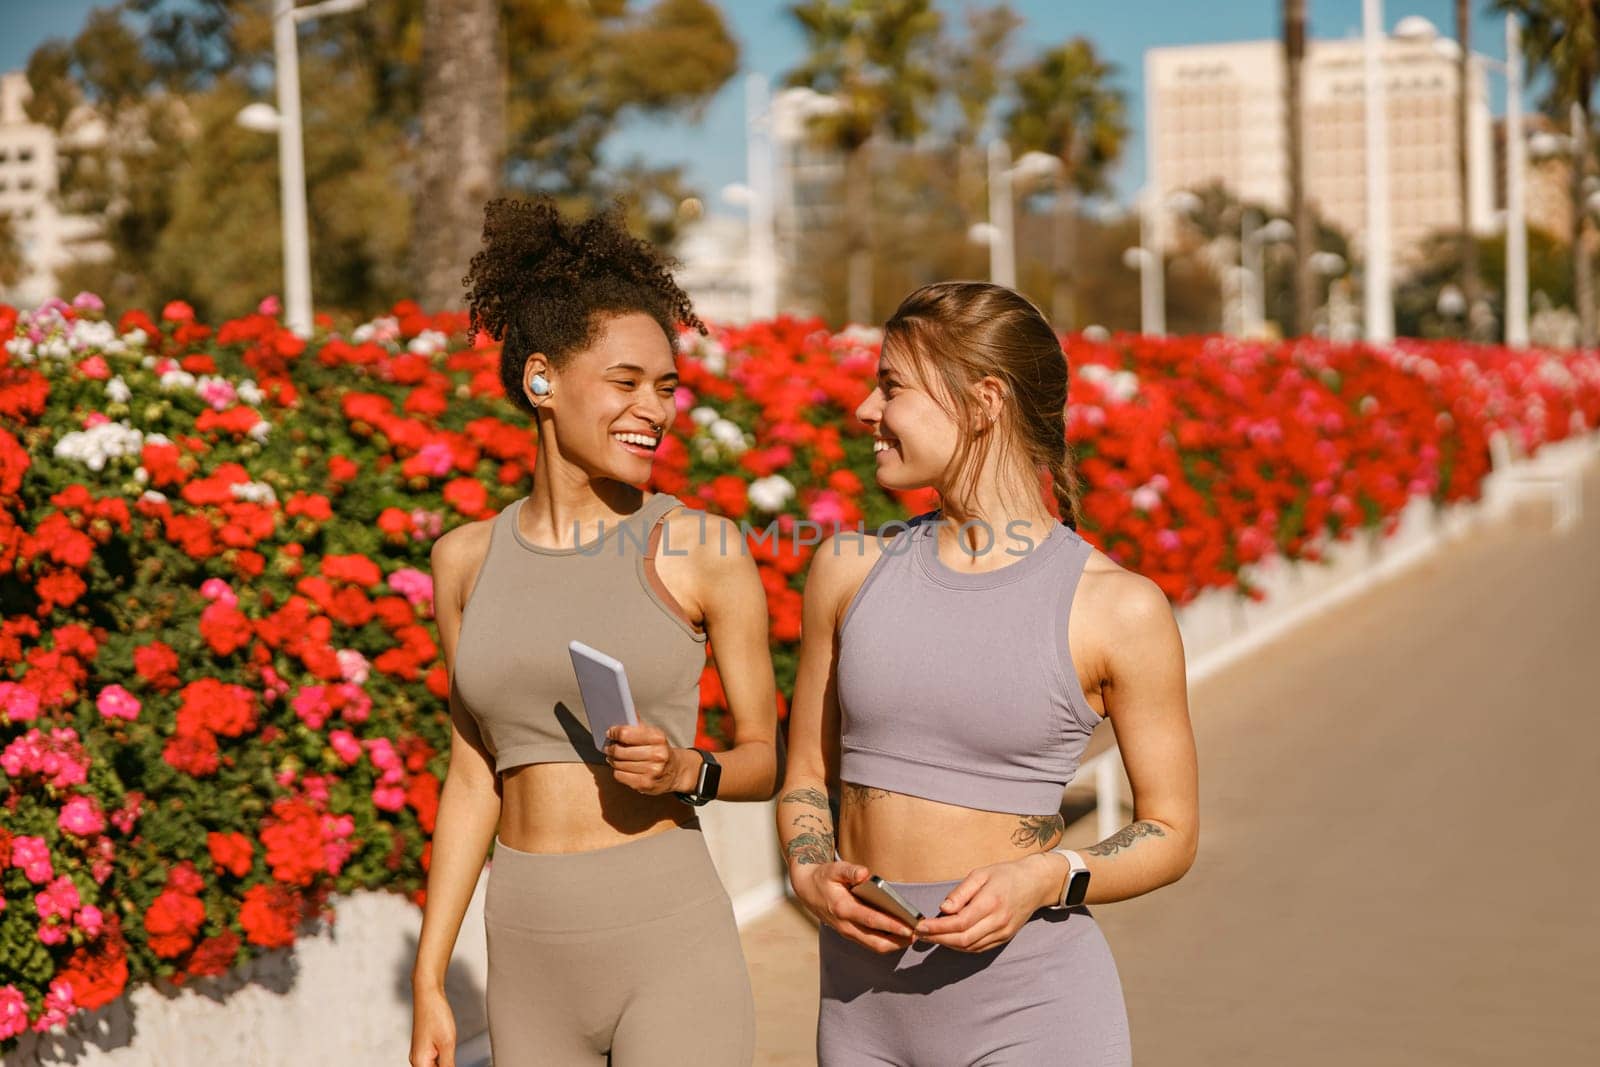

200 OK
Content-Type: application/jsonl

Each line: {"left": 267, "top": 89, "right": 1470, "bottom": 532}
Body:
{"left": 777, "top": 282, "right": 1198, "bottom": 1065}
{"left": 409, "top": 197, "right": 774, "bottom": 1066}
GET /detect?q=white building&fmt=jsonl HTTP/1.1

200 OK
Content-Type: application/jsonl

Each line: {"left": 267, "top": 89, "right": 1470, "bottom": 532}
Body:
{"left": 674, "top": 213, "right": 752, "bottom": 327}
{"left": 1146, "top": 16, "right": 1494, "bottom": 264}
{"left": 0, "top": 70, "right": 108, "bottom": 308}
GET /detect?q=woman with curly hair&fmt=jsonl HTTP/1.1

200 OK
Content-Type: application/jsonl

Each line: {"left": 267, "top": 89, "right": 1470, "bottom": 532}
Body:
{"left": 777, "top": 282, "right": 1198, "bottom": 1065}
{"left": 409, "top": 197, "right": 775, "bottom": 1067}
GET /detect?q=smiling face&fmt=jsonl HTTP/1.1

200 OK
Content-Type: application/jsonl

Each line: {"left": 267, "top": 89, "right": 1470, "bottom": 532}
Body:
{"left": 854, "top": 343, "right": 965, "bottom": 493}
{"left": 526, "top": 311, "right": 678, "bottom": 485}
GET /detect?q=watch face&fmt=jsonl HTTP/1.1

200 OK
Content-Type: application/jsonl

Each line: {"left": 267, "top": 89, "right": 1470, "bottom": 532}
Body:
{"left": 1065, "top": 870, "right": 1090, "bottom": 907}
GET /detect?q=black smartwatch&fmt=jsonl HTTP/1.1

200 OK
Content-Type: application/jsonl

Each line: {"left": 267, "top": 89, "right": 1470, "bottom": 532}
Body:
{"left": 674, "top": 747, "right": 721, "bottom": 806}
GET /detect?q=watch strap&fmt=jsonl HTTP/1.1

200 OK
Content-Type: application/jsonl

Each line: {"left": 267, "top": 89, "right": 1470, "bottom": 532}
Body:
{"left": 675, "top": 747, "right": 720, "bottom": 806}
{"left": 1046, "top": 847, "right": 1090, "bottom": 910}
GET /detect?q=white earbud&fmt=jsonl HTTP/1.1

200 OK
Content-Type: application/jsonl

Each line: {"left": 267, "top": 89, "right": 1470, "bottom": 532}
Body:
{"left": 528, "top": 374, "right": 551, "bottom": 396}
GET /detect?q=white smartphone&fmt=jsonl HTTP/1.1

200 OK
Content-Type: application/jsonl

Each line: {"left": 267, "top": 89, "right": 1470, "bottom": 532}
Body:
{"left": 850, "top": 875, "right": 924, "bottom": 928}
{"left": 568, "top": 640, "right": 639, "bottom": 754}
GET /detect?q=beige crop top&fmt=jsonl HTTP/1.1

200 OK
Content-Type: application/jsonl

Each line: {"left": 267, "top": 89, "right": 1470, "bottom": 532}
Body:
{"left": 451, "top": 492, "right": 708, "bottom": 774}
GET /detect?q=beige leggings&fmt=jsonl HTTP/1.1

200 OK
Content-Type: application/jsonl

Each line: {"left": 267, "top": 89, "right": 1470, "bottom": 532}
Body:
{"left": 484, "top": 823, "right": 756, "bottom": 1066}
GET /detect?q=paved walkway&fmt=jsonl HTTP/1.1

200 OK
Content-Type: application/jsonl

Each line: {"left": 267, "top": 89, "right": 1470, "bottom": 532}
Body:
{"left": 739, "top": 455, "right": 1600, "bottom": 1065}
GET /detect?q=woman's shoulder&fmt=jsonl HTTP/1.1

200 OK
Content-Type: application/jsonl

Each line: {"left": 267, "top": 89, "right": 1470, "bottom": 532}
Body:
{"left": 430, "top": 512, "right": 500, "bottom": 614}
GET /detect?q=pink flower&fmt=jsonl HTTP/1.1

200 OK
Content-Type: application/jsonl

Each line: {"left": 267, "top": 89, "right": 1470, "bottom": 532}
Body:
{"left": 328, "top": 730, "right": 362, "bottom": 764}
{"left": 35, "top": 875, "right": 81, "bottom": 921}
{"left": 371, "top": 784, "right": 406, "bottom": 812}
{"left": 75, "top": 903, "right": 104, "bottom": 937}
{"left": 415, "top": 440, "right": 456, "bottom": 478}
{"left": 199, "top": 577, "right": 237, "bottom": 605}
{"left": 11, "top": 836, "right": 54, "bottom": 885}
{"left": 387, "top": 567, "right": 433, "bottom": 610}
{"left": 258, "top": 295, "right": 282, "bottom": 316}
{"left": 78, "top": 354, "right": 111, "bottom": 380}
{"left": 336, "top": 649, "right": 371, "bottom": 685}
{"left": 96, "top": 684, "right": 141, "bottom": 722}
{"left": 83, "top": 412, "right": 109, "bottom": 428}
{"left": 0, "top": 682, "right": 40, "bottom": 724}
{"left": 58, "top": 795, "right": 106, "bottom": 836}
{"left": 30, "top": 976, "right": 75, "bottom": 1033}
{"left": 0, "top": 984, "right": 29, "bottom": 1041}
{"left": 806, "top": 489, "right": 848, "bottom": 526}
{"left": 71, "top": 291, "right": 105, "bottom": 313}
{"left": 337, "top": 682, "right": 372, "bottom": 724}
{"left": 292, "top": 686, "right": 332, "bottom": 730}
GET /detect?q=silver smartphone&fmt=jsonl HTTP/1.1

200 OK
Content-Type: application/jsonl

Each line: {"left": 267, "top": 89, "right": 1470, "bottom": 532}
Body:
{"left": 850, "top": 875, "right": 924, "bottom": 928}
{"left": 568, "top": 640, "right": 639, "bottom": 753}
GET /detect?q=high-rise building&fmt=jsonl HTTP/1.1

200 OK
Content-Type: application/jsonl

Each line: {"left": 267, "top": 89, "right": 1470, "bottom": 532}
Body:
{"left": 1146, "top": 16, "right": 1493, "bottom": 265}
{"left": 0, "top": 70, "right": 108, "bottom": 308}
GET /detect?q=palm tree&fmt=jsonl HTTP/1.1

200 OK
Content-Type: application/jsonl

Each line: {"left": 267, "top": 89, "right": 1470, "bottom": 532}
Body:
{"left": 1003, "top": 38, "right": 1128, "bottom": 329}
{"left": 413, "top": 0, "right": 505, "bottom": 312}
{"left": 785, "top": 0, "right": 943, "bottom": 326}
{"left": 1493, "top": 0, "right": 1600, "bottom": 347}
{"left": 1285, "top": 0, "right": 1312, "bottom": 336}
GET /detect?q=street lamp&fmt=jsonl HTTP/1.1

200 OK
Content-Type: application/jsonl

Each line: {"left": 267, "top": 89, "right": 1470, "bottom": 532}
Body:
{"left": 235, "top": 0, "right": 369, "bottom": 338}
{"left": 1435, "top": 15, "right": 1528, "bottom": 347}
{"left": 719, "top": 74, "right": 781, "bottom": 323}
{"left": 1240, "top": 213, "right": 1294, "bottom": 337}
{"left": 978, "top": 142, "right": 1064, "bottom": 289}
{"left": 1363, "top": 0, "right": 1394, "bottom": 343}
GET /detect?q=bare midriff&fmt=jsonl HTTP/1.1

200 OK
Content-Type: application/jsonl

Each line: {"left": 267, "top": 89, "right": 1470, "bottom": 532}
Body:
{"left": 495, "top": 764, "right": 696, "bottom": 854}
{"left": 835, "top": 782, "right": 1064, "bottom": 883}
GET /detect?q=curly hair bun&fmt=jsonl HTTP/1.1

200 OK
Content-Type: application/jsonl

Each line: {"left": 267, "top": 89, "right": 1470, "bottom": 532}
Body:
{"left": 463, "top": 196, "right": 705, "bottom": 414}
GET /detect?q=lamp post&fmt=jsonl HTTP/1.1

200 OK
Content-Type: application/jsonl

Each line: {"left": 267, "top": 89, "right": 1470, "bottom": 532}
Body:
{"left": 1363, "top": 0, "right": 1395, "bottom": 343}
{"left": 1241, "top": 212, "right": 1294, "bottom": 337}
{"left": 236, "top": 0, "right": 368, "bottom": 338}
{"left": 1121, "top": 188, "right": 1202, "bottom": 337}
{"left": 979, "top": 143, "right": 1063, "bottom": 290}
{"left": 1435, "top": 15, "right": 1526, "bottom": 347}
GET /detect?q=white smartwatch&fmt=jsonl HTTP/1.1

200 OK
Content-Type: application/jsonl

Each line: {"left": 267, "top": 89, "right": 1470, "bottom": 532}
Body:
{"left": 1046, "top": 847, "right": 1091, "bottom": 910}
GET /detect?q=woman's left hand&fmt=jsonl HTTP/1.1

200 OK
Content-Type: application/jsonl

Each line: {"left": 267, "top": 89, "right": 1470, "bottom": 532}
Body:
{"left": 604, "top": 724, "right": 693, "bottom": 796}
{"left": 914, "top": 853, "right": 1057, "bottom": 952}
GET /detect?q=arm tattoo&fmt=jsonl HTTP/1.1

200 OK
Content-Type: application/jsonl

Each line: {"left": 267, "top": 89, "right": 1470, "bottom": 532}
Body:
{"left": 1010, "top": 813, "right": 1066, "bottom": 850}
{"left": 841, "top": 783, "right": 892, "bottom": 807}
{"left": 1085, "top": 820, "right": 1166, "bottom": 857}
{"left": 781, "top": 787, "right": 829, "bottom": 810}
{"left": 784, "top": 813, "right": 835, "bottom": 865}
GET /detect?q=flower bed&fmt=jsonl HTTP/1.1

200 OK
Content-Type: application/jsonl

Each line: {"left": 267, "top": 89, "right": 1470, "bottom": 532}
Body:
{"left": 1, "top": 293, "right": 1597, "bottom": 1049}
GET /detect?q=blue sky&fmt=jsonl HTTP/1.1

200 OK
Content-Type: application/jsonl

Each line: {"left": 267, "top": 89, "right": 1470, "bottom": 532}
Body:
{"left": 2, "top": 1, "right": 1519, "bottom": 209}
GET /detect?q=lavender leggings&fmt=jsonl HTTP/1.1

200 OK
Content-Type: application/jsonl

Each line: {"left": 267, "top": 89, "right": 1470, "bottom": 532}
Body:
{"left": 817, "top": 877, "right": 1132, "bottom": 1066}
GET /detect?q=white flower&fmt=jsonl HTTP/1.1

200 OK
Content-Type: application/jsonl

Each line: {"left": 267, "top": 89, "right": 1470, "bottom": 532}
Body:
{"left": 237, "top": 379, "right": 264, "bottom": 405}
{"left": 408, "top": 329, "right": 449, "bottom": 356}
{"left": 709, "top": 418, "right": 748, "bottom": 452}
{"left": 105, "top": 376, "right": 131, "bottom": 404}
{"left": 352, "top": 316, "right": 400, "bottom": 346}
{"left": 140, "top": 490, "right": 167, "bottom": 504}
{"left": 53, "top": 420, "right": 144, "bottom": 471}
{"left": 123, "top": 328, "right": 150, "bottom": 349}
{"left": 159, "top": 369, "right": 197, "bottom": 392}
{"left": 690, "top": 406, "right": 720, "bottom": 426}
{"left": 747, "top": 474, "right": 795, "bottom": 512}
{"left": 247, "top": 420, "right": 272, "bottom": 443}
{"left": 230, "top": 480, "right": 277, "bottom": 505}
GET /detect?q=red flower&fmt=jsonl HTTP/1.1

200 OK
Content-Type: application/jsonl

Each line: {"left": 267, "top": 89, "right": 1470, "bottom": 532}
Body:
{"left": 178, "top": 678, "right": 258, "bottom": 737}
{"left": 57, "top": 928, "right": 130, "bottom": 1010}
{"left": 442, "top": 477, "right": 488, "bottom": 516}
{"left": 405, "top": 772, "right": 440, "bottom": 833}
{"left": 184, "top": 929, "right": 241, "bottom": 978}
{"left": 207, "top": 831, "right": 254, "bottom": 878}
{"left": 134, "top": 641, "right": 181, "bottom": 691}
{"left": 162, "top": 729, "right": 219, "bottom": 777}
{"left": 260, "top": 798, "right": 324, "bottom": 887}
{"left": 199, "top": 600, "right": 252, "bottom": 657}
{"left": 144, "top": 888, "right": 206, "bottom": 958}
{"left": 323, "top": 554, "right": 381, "bottom": 587}
{"left": 240, "top": 883, "right": 300, "bottom": 948}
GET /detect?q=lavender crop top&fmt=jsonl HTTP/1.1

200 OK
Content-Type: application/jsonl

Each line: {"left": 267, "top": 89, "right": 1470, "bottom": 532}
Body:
{"left": 834, "top": 513, "right": 1104, "bottom": 817}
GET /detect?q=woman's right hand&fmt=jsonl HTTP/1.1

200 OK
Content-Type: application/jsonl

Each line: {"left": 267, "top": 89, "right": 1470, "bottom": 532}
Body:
{"left": 790, "top": 860, "right": 915, "bottom": 953}
{"left": 410, "top": 985, "right": 457, "bottom": 1067}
